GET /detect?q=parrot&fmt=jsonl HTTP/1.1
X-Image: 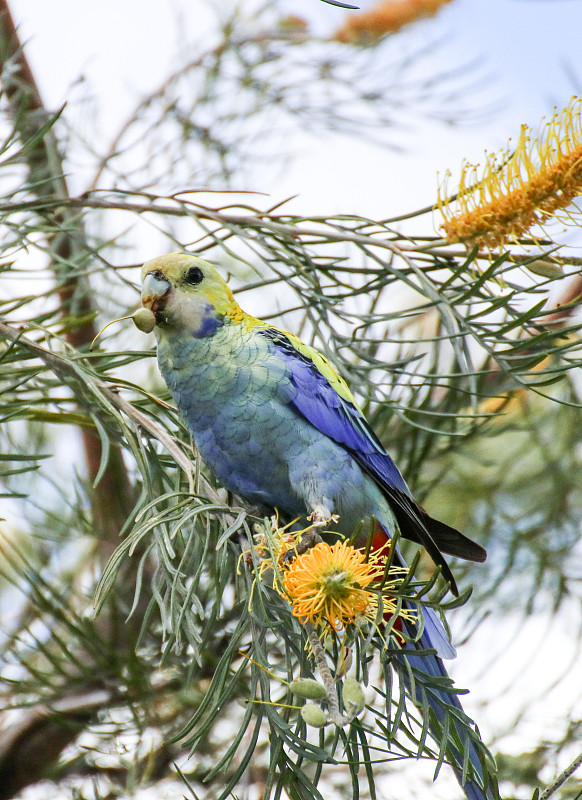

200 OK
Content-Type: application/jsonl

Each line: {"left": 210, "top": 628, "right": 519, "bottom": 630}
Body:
{"left": 140, "top": 252, "right": 497, "bottom": 800}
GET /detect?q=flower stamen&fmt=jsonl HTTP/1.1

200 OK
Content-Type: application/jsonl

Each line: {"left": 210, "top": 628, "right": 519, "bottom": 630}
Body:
{"left": 438, "top": 96, "right": 582, "bottom": 249}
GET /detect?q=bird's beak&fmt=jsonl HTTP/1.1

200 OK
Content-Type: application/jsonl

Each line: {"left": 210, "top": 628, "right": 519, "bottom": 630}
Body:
{"left": 142, "top": 271, "right": 171, "bottom": 314}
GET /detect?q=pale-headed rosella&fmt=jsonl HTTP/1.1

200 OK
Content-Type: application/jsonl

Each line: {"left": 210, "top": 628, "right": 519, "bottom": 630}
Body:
{"left": 141, "top": 252, "right": 497, "bottom": 800}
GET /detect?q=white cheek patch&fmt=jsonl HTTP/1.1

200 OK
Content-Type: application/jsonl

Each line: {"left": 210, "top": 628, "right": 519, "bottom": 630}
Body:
{"left": 169, "top": 292, "right": 221, "bottom": 337}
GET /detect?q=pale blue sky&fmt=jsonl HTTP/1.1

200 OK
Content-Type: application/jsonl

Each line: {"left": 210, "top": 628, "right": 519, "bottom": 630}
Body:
{"left": 11, "top": 0, "right": 582, "bottom": 219}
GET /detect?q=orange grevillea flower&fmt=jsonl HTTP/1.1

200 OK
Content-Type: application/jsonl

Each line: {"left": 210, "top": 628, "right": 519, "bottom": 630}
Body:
{"left": 282, "top": 540, "right": 409, "bottom": 632}
{"left": 335, "top": 0, "right": 452, "bottom": 45}
{"left": 439, "top": 96, "right": 582, "bottom": 249}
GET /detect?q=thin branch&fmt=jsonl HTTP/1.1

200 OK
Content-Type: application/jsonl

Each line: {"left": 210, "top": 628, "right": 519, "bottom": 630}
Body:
{"left": 539, "top": 749, "right": 582, "bottom": 800}
{"left": 0, "top": 689, "right": 110, "bottom": 800}
{"left": 306, "top": 624, "right": 346, "bottom": 726}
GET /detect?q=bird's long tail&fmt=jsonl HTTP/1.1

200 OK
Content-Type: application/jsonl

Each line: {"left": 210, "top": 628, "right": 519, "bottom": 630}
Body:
{"left": 373, "top": 525, "right": 499, "bottom": 800}
{"left": 399, "top": 605, "right": 499, "bottom": 800}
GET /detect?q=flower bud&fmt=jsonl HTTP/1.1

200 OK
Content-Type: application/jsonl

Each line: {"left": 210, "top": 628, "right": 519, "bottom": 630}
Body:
{"left": 300, "top": 703, "right": 328, "bottom": 728}
{"left": 290, "top": 679, "right": 327, "bottom": 701}
{"left": 132, "top": 308, "right": 156, "bottom": 333}
{"left": 342, "top": 678, "right": 365, "bottom": 716}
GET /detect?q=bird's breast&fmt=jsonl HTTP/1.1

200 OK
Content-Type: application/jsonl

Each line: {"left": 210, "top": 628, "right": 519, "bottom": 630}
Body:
{"left": 155, "top": 325, "right": 304, "bottom": 509}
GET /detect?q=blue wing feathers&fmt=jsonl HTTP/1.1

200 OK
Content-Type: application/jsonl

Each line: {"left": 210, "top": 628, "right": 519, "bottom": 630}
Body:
{"left": 259, "top": 328, "right": 487, "bottom": 579}
{"left": 259, "top": 328, "right": 410, "bottom": 490}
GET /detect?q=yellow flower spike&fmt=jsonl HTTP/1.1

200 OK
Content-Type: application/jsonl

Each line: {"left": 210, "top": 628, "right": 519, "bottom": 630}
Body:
{"left": 283, "top": 541, "right": 378, "bottom": 630}
{"left": 438, "top": 96, "right": 582, "bottom": 249}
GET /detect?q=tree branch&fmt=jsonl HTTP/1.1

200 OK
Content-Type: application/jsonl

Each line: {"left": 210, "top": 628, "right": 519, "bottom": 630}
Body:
{"left": 0, "top": 0, "right": 134, "bottom": 544}
{"left": 0, "top": 7, "right": 144, "bottom": 793}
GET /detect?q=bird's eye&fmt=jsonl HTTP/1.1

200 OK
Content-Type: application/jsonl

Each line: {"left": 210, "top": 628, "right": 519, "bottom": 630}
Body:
{"left": 184, "top": 266, "right": 204, "bottom": 285}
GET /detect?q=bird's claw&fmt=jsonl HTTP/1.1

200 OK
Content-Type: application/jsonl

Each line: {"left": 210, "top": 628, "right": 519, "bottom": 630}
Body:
{"left": 282, "top": 513, "right": 339, "bottom": 564}
{"left": 306, "top": 511, "right": 340, "bottom": 528}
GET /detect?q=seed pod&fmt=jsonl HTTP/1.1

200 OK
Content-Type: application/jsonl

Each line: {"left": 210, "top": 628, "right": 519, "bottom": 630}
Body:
{"left": 290, "top": 679, "right": 327, "bottom": 701}
{"left": 524, "top": 260, "right": 563, "bottom": 279}
{"left": 342, "top": 678, "right": 365, "bottom": 716}
{"left": 132, "top": 307, "right": 156, "bottom": 333}
{"left": 300, "top": 703, "right": 328, "bottom": 728}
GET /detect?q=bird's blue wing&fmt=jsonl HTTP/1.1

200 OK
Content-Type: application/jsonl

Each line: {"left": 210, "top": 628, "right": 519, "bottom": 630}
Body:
{"left": 257, "top": 327, "right": 410, "bottom": 492}
{"left": 257, "top": 327, "right": 486, "bottom": 586}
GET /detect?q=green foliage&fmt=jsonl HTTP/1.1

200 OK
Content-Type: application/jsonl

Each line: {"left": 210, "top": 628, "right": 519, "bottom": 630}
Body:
{"left": 0, "top": 4, "right": 581, "bottom": 800}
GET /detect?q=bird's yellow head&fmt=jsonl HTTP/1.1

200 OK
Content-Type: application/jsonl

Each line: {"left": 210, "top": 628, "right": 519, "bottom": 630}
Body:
{"left": 141, "top": 253, "right": 245, "bottom": 336}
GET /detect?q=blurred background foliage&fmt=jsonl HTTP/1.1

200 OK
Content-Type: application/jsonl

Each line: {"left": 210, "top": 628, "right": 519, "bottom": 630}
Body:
{"left": 0, "top": 0, "right": 581, "bottom": 798}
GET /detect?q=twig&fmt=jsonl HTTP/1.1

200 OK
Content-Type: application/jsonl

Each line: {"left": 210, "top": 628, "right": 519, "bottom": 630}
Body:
{"left": 305, "top": 623, "right": 347, "bottom": 727}
{"left": 539, "top": 750, "right": 582, "bottom": 800}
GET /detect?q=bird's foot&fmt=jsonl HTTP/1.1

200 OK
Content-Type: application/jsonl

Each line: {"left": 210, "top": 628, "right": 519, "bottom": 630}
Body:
{"left": 306, "top": 511, "right": 340, "bottom": 529}
{"left": 282, "top": 512, "right": 339, "bottom": 564}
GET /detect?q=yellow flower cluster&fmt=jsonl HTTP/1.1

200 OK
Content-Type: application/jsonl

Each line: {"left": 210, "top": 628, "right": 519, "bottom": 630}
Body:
{"left": 439, "top": 96, "right": 582, "bottom": 249}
